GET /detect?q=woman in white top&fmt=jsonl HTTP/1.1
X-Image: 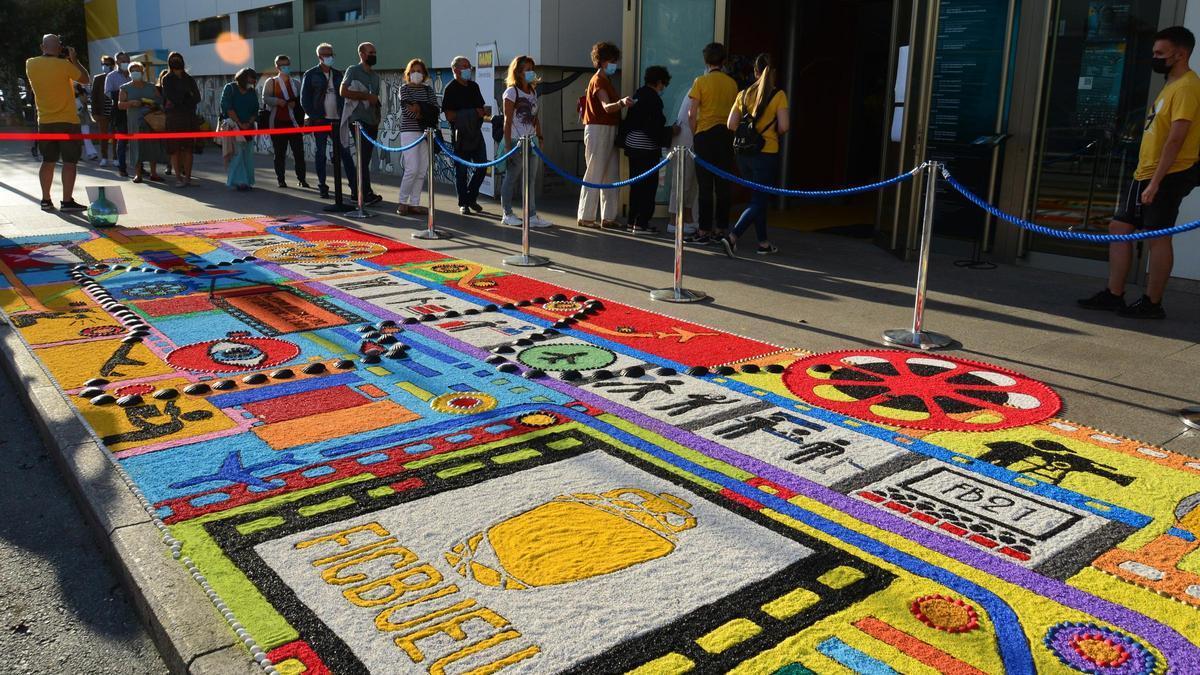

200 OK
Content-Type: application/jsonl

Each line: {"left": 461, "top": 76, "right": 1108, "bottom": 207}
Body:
{"left": 500, "top": 55, "right": 550, "bottom": 228}
{"left": 396, "top": 58, "right": 438, "bottom": 216}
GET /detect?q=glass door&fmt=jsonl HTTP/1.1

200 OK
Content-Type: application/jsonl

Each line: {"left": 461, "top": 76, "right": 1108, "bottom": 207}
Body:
{"left": 1026, "top": 0, "right": 1165, "bottom": 259}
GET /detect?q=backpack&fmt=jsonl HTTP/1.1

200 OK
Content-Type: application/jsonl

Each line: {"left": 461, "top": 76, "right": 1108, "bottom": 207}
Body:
{"left": 732, "top": 89, "right": 781, "bottom": 155}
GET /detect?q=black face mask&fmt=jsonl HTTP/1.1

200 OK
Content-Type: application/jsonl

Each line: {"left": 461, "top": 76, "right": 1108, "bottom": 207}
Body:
{"left": 365, "top": 54, "right": 377, "bottom": 67}
{"left": 1152, "top": 56, "right": 1172, "bottom": 74}
{"left": 170, "top": 61, "right": 184, "bottom": 70}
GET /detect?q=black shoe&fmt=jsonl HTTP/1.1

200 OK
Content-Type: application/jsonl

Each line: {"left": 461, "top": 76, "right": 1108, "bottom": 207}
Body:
{"left": 298, "top": 180, "right": 311, "bottom": 189}
{"left": 59, "top": 199, "right": 86, "bottom": 212}
{"left": 630, "top": 223, "right": 657, "bottom": 234}
{"left": 365, "top": 193, "right": 384, "bottom": 206}
{"left": 1117, "top": 295, "right": 1166, "bottom": 319}
{"left": 468, "top": 202, "right": 484, "bottom": 213}
{"left": 459, "top": 206, "right": 471, "bottom": 215}
{"left": 756, "top": 243, "right": 779, "bottom": 255}
{"left": 1077, "top": 288, "right": 1126, "bottom": 311}
{"left": 277, "top": 179, "right": 288, "bottom": 188}
{"left": 40, "top": 198, "right": 54, "bottom": 211}
{"left": 719, "top": 236, "right": 735, "bottom": 258}
{"left": 319, "top": 185, "right": 330, "bottom": 198}
{"left": 685, "top": 232, "right": 712, "bottom": 244}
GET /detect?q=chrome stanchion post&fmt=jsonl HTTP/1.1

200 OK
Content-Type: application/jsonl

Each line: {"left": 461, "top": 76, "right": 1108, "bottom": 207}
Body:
{"left": 1181, "top": 406, "right": 1200, "bottom": 430}
{"left": 413, "top": 127, "right": 447, "bottom": 239}
{"left": 346, "top": 122, "right": 373, "bottom": 219}
{"left": 651, "top": 147, "right": 707, "bottom": 303}
{"left": 503, "top": 135, "right": 550, "bottom": 267}
{"left": 883, "top": 161, "right": 953, "bottom": 349}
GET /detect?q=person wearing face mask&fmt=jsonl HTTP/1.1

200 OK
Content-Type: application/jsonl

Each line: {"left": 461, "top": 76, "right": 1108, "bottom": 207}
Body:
{"left": 91, "top": 55, "right": 116, "bottom": 165}
{"left": 159, "top": 51, "right": 200, "bottom": 187}
{"left": 340, "top": 42, "right": 384, "bottom": 205}
{"left": 622, "top": 66, "right": 674, "bottom": 233}
{"left": 1079, "top": 26, "right": 1200, "bottom": 319}
{"left": 395, "top": 58, "right": 439, "bottom": 216}
{"left": 117, "top": 61, "right": 166, "bottom": 183}
{"left": 301, "top": 43, "right": 356, "bottom": 199}
{"left": 686, "top": 43, "right": 738, "bottom": 245}
{"left": 221, "top": 68, "right": 260, "bottom": 191}
{"left": 500, "top": 55, "right": 549, "bottom": 228}
{"left": 264, "top": 54, "right": 309, "bottom": 189}
{"left": 105, "top": 51, "right": 133, "bottom": 176}
{"left": 443, "top": 56, "right": 488, "bottom": 215}
{"left": 577, "top": 41, "right": 632, "bottom": 229}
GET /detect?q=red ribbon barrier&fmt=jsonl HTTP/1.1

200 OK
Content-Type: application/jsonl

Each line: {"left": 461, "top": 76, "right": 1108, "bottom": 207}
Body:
{"left": 0, "top": 125, "right": 333, "bottom": 142}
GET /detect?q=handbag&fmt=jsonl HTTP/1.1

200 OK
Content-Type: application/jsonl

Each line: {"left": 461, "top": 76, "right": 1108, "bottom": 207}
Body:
{"left": 733, "top": 89, "right": 780, "bottom": 155}
{"left": 143, "top": 110, "right": 166, "bottom": 132}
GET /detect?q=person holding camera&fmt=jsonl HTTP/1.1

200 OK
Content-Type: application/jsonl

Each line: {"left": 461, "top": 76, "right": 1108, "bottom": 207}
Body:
{"left": 25, "top": 34, "right": 90, "bottom": 211}
{"left": 396, "top": 58, "right": 438, "bottom": 216}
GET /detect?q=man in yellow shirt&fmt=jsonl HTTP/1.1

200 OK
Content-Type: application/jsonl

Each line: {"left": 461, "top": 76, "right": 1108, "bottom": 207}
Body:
{"left": 25, "top": 34, "right": 91, "bottom": 212}
{"left": 1080, "top": 26, "right": 1200, "bottom": 319}
{"left": 686, "top": 43, "right": 738, "bottom": 244}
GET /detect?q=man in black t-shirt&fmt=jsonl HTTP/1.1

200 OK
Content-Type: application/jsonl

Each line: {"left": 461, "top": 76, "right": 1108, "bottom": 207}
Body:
{"left": 443, "top": 56, "right": 489, "bottom": 213}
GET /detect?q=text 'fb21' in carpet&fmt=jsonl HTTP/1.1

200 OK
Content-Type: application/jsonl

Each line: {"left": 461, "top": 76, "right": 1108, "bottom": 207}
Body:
{"left": 1, "top": 215, "right": 1198, "bottom": 674}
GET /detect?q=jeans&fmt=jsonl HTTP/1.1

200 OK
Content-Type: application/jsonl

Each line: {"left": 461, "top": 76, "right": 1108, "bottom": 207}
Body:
{"left": 310, "top": 118, "right": 357, "bottom": 193}
{"left": 454, "top": 143, "right": 488, "bottom": 206}
{"left": 626, "top": 148, "right": 662, "bottom": 227}
{"left": 271, "top": 129, "right": 306, "bottom": 184}
{"left": 398, "top": 131, "right": 427, "bottom": 206}
{"left": 693, "top": 125, "right": 735, "bottom": 233}
{"left": 500, "top": 152, "right": 539, "bottom": 216}
{"left": 116, "top": 139, "right": 129, "bottom": 173}
{"left": 577, "top": 123, "right": 619, "bottom": 222}
{"left": 732, "top": 152, "right": 779, "bottom": 243}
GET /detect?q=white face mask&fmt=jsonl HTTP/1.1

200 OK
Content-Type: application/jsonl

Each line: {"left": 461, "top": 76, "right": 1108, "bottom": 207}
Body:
{"left": 131, "top": 71, "right": 144, "bottom": 82}
{"left": 410, "top": 72, "right": 424, "bottom": 85}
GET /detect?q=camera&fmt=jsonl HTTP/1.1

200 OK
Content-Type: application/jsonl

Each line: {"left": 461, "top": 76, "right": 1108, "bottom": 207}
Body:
{"left": 58, "top": 47, "right": 70, "bottom": 59}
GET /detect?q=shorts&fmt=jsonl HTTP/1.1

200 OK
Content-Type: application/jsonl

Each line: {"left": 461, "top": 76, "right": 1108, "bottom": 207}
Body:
{"left": 1113, "top": 167, "right": 1197, "bottom": 230}
{"left": 37, "top": 123, "right": 83, "bottom": 164}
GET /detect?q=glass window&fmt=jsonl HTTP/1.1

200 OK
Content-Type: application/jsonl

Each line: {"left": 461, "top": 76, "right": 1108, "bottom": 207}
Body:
{"left": 190, "top": 16, "right": 230, "bottom": 45}
{"left": 307, "top": 0, "right": 380, "bottom": 29}
{"left": 240, "top": 3, "right": 294, "bottom": 37}
{"left": 1027, "top": 0, "right": 1162, "bottom": 259}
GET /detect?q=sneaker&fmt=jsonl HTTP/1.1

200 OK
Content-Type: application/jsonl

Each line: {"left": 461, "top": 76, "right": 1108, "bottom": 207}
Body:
{"left": 277, "top": 179, "right": 288, "bottom": 188}
{"left": 40, "top": 198, "right": 54, "bottom": 211}
{"left": 98, "top": 159, "right": 108, "bottom": 167}
{"left": 460, "top": 206, "right": 471, "bottom": 215}
{"left": 468, "top": 202, "right": 484, "bottom": 213}
{"left": 1117, "top": 295, "right": 1166, "bottom": 319}
{"left": 530, "top": 215, "right": 552, "bottom": 229}
{"left": 59, "top": 199, "right": 86, "bottom": 212}
{"left": 1077, "top": 288, "right": 1126, "bottom": 311}
{"left": 685, "top": 232, "right": 712, "bottom": 245}
{"left": 630, "top": 223, "right": 658, "bottom": 234}
{"left": 501, "top": 213, "right": 522, "bottom": 226}
{"left": 365, "top": 193, "right": 384, "bottom": 206}
{"left": 319, "top": 185, "right": 330, "bottom": 198}
{"left": 720, "top": 236, "right": 736, "bottom": 258}
{"left": 667, "top": 222, "right": 699, "bottom": 235}
{"left": 755, "top": 243, "right": 779, "bottom": 255}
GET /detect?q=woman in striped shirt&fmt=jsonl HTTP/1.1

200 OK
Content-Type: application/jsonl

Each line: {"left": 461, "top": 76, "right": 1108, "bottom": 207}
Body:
{"left": 623, "top": 66, "right": 673, "bottom": 233}
{"left": 396, "top": 58, "right": 439, "bottom": 216}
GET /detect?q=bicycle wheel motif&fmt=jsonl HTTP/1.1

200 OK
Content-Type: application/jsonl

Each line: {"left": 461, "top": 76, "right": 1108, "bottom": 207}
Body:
{"left": 782, "top": 350, "right": 1061, "bottom": 432}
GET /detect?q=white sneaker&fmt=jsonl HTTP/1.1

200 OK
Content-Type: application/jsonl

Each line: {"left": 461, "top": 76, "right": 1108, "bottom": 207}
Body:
{"left": 501, "top": 214, "right": 522, "bottom": 226}
{"left": 667, "top": 221, "right": 699, "bottom": 235}
{"left": 529, "top": 215, "right": 552, "bottom": 228}
{"left": 99, "top": 159, "right": 108, "bottom": 167}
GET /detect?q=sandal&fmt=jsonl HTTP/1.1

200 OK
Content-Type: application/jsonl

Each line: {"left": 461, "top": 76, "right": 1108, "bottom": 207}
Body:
{"left": 395, "top": 204, "right": 412, "bottom": 216}
{"left": 149, "top": 174, "right": 165, "bottom": 183}
{"left": 40, "top": 198, "right": 55, "bottom": 211}
{"left": 132, "top": 175, "right": 144, "bottom": 184}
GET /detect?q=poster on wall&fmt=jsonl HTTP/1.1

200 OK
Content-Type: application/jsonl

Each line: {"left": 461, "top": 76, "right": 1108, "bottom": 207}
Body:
{"left": 476, "top": 42, "right": 499, "bottom": 197}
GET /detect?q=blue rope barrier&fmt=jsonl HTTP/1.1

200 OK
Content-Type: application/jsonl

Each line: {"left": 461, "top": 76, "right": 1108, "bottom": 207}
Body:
{"left": 533, "top": 144, "right": 671, "bottom": 189}
{"left": 691, "top": 151, "right": 920, "bottom": 197}
{"left": 433, "top": 135, "right": 520, "bottom": 168}
{"left": 940, "top": 166, "right": 1200, "bottom": 242}
{"left": 358, "top": 126, "right": 426, "bottom": 153}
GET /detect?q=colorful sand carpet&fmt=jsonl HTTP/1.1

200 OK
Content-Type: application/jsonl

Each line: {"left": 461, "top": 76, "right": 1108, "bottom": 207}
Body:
{"left": 1, "top": 215, "right": 1198, "bottom": 674}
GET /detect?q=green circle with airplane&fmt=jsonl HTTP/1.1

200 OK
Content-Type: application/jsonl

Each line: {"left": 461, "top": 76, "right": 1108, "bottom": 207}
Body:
{"left": 517, "top": 343, "right": 617, "bottom": 371}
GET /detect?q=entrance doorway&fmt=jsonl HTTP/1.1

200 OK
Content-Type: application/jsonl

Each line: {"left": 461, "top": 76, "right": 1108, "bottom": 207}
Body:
{"left": 727, "top": 0, "right": 894, "bottom": 236}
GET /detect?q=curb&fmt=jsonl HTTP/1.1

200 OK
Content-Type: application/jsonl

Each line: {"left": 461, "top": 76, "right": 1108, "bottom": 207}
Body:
{"left": 0, "top": 322, "right": 259, "bottom": 675}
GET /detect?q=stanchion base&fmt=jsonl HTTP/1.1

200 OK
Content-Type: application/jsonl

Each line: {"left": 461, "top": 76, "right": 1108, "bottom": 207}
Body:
{"left": 344, "top": 209, "right": 374, "bottom": 219}
{"left": 503, "top": 254, "right": 551, "bottom": 267}
{"left": 650, "top": 288, "right": 708, "bottom": 303}
{"left": 1180, "top": 406, "right": 1200, "bottom": 431}
{"left": 413, "top": 229, "right": 449, "bottom": 240}
{"left": 882, "top": 329, "right": 954, "bottom": 350}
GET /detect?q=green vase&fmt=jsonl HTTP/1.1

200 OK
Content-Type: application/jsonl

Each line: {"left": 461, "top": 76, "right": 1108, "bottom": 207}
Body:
{"left": 88, "top": 187, "right": 119, "bottom": 228}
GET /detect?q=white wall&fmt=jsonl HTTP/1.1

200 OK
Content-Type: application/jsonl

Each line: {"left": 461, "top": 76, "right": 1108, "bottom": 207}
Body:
{"left": 87, "top": 0, "right": 258, "bottom": 77}
{"left": 1175, "top": 0, "right": 1200, "bottom": 280}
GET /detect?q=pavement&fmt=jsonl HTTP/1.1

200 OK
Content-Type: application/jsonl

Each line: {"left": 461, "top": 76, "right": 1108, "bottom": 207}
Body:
{"left": 0, "top": 140, "right": 1197, "bottom": 671}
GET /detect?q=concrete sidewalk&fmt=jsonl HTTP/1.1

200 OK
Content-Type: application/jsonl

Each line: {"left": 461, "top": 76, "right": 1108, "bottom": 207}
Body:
{"left": 3, "top": 145, "right": 1194, "bottom": 455}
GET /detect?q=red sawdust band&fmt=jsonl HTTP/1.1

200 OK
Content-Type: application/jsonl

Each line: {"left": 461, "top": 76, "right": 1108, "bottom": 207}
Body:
{"left": 0, "top": 125, "right": 333, "bottom": 142}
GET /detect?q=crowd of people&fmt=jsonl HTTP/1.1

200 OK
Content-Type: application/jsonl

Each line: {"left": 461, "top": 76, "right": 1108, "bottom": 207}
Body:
{"left": 26, "top": 33, "right": 789, "bottom": 255}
